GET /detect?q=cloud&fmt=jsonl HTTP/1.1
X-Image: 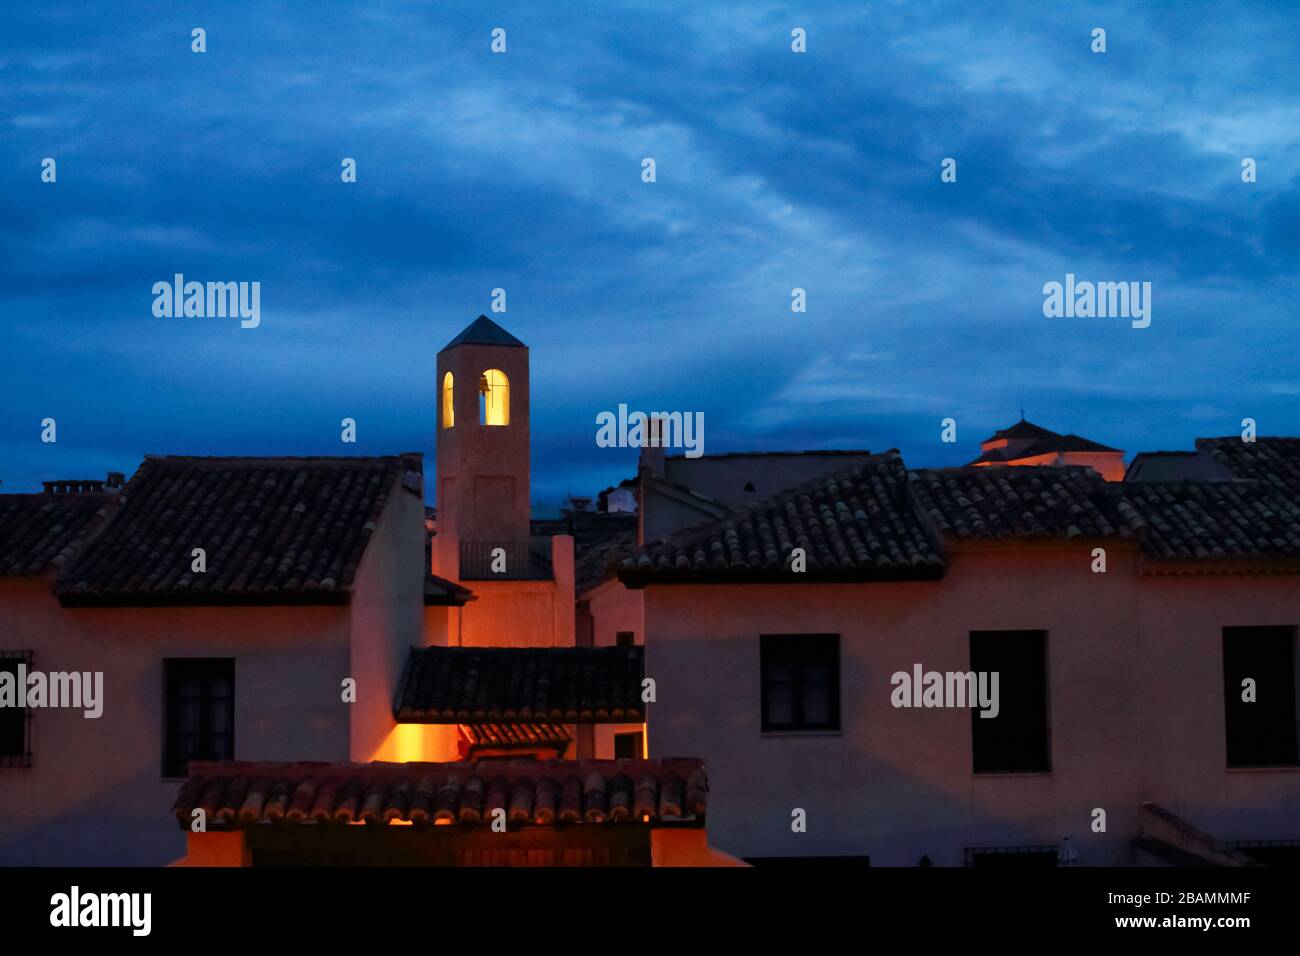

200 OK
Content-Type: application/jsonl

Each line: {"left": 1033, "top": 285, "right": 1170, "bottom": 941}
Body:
{"left": 1, "top": 0, "right": 1297, "bottom": 504}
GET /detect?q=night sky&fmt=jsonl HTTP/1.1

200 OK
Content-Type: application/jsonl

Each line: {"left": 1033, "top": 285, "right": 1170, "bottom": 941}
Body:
{"left": 3, "top": 2, "right": 1298, "bottom": 509}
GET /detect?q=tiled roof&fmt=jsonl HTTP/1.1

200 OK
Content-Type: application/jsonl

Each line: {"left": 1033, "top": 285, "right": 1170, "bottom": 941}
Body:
{"left": 0, "top": 493, "right": 113, "bottom": 576}
{"left": 425, "top": 571, "right": 473, "bottom": 606}
{"left": 172, "top": 758, "right": 705, "bottom": 826}
{"left": 395, "top": 646, "right": 646, "bottom": 723}
{"left": 979, "top": 419, "right": 1062, "bottom": 443}
{"left": 625, "top": 443, "right": 1300, "bottom": 581}
{"left": 461, "top": 723, "right": 571, "bottom": 756}
{"left": 1122, "top": 479, "right": 1300, "bottom": 566}
{"left": 533, "top": 509, "right": 640, "bottom": 595}
{"left": 909, "top": 466, "right": 1135, "bottom": 540}
{"left": 56, "top": 455, "right": 411, "bottom": 606}
{"left": 1117, "top": 438, "right": 1300, "bottom": 569}
{"left": 1198, "top": 437, "right": 1300, "bottom": 498}
{"left": 624, "top": 436, "right": 1300, "bottom": 580}
{"left": 575, "top": 525, "right": 637, "bottom": 594}
{"left": 441, "top": 314, "right": 526, "bottom": 350}
{"left": 969, "top": 433, "right": 1121, "bottom": 465}
{"left": 622, "top": 454, "right": 945, "bottom": 584}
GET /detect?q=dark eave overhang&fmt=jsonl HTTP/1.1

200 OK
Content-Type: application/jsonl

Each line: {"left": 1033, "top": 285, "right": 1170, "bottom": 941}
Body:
{"left": 618, "top": 563, "right": 945, "bottom": 589}
{"left": 57, "top": 589, "right": 352, "bottom": 608}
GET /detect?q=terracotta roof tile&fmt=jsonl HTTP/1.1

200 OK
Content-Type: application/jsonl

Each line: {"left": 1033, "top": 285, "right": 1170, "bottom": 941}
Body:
{"left": 1117, "top": 438, "right": 1300, "bottom": 569}
{"left": 463, "top": 722, "right": 572, "bottom": 747}
{"left": 461, "top": 723, "right": 572, "bottom": 758}
{"left": 622, "top": 453, "right": 945, "bottom": 583}
{"left": 575, "top": 525, "right": 637, "bottom": 594}
{"left": 395, "top": 646, "right": 645, "bottom": 723}
{"left": 0, "top": 493, "right": 113, "bottom": 576}
{"left": 909, "top": 465, "right": 1135, "bottom": 540}
{"left": 1123, "top": 479, "right": 1300, "bottom": 566}
{"left": 1198, "top": 437, "right": 1300, "bottom": 498}
{"left": 621, "top": 432, "right": 1300, "bottom": 584}
{"left": 56, "top": 455, "right": 409, "bottom": 605}
{"left": 623, "top": 443, "right": 1300, "bottom": 580}
{"left": 172, "top": 759, "right": 705, "bottom": 826}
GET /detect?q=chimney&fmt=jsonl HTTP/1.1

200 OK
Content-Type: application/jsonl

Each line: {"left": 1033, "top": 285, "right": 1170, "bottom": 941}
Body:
{"left": 638, "top": 415, "right": 666, "bottom": 479}
{"left": 106, "top": 471, "right": 125, "bottom": 489}
{"left": 42, "top": 479, "right": 105, "bottom": 495}
{"left": 399, "top": 452, "right": 424, "bottom": 496}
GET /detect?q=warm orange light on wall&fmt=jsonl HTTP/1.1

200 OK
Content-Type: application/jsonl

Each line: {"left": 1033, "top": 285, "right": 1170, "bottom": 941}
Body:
{"left": 373, "top": 723, "right": 427, "bottom": 763}
{"left": 372, "top": 724, "right": 461, "bottom": 764}
{"left": 442, "top": 372, "right": 454, "bottom": 428}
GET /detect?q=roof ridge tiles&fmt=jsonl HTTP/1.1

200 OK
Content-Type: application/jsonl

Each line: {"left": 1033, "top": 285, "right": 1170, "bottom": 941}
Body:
{"left": 173, "top": 757, "right": 707, "bottom": 827}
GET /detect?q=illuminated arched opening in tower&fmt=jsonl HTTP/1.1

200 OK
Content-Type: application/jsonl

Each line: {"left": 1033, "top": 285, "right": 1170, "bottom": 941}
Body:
{"left": 479, "top": 369, "right": 509, "bottom": 426}
{"left": 441, "top": 371, "right": 454, "bottom": 428}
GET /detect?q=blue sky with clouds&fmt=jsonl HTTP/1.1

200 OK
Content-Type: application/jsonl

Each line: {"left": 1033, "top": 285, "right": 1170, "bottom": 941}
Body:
{"left": 3, "top": 1, "right": 1298, "bottom": 508}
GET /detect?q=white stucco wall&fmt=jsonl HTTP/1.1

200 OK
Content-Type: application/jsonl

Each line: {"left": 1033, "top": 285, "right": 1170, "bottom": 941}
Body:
{"left": 1135, "top": 573, "right": 1300, "bottom": 843}
{"left": 585, "top": 576, "right": 643, "bottom": 648}
{"left": 644, "top": 543, "right": 1300, "bottom": 865}
{"left": 0, "top": 473, "right": 432, "bottom": 865}
{"left": 349, "top": 480, "right": 428, "bottom": 763}
{"left": 0, "top": 577, "right": 351, "bottom": 865}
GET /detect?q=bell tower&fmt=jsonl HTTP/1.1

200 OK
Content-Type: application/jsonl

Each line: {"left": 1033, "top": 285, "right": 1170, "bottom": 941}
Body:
{"left": 435, "top": 315, "right": 531, "bottom": 542}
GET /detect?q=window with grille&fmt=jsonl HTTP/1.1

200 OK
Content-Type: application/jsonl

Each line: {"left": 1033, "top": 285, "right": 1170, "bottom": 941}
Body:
{"left": 163, "top": 658, "right": 234, "bottom": 778}
{"left": 0, "top": 651, "right": 34, "bottom": 767}
{"left": 760, "top": 634, "right": 840, "bottom": 732}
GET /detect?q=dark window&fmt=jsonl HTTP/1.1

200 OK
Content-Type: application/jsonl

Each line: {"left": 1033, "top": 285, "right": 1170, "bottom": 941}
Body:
{"left": 616, "top": 631, "right": 635, "bottom": 649}
{"left": 964, "top": 846, "right": 1058, "bottom": 867}
{"left": 761, "top": 634, "right": 840, "bottom": 732}
{"left": 970, "top": 630, "right": 1050, "bottom": 773}
{"left": 1223, "top": 626, "right": 1298, "bottom": 767}
{"left": 614, "top": 731, "right": 643, "bottom": 759}
{"left": 0, "top": 652, "right": 33, "bottom": 768}
{"left": 164, "top": 658, "right": 234, "bottom": 778}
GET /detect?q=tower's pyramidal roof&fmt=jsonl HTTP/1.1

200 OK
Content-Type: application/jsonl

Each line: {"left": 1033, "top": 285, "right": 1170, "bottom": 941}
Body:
{"left": 441, "top": 314, "right": 526, "bottom": 351}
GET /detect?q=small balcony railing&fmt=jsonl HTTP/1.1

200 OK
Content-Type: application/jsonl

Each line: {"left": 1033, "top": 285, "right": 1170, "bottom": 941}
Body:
{"left": 459, "top": 540, "right": 554, "bottom": 581}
